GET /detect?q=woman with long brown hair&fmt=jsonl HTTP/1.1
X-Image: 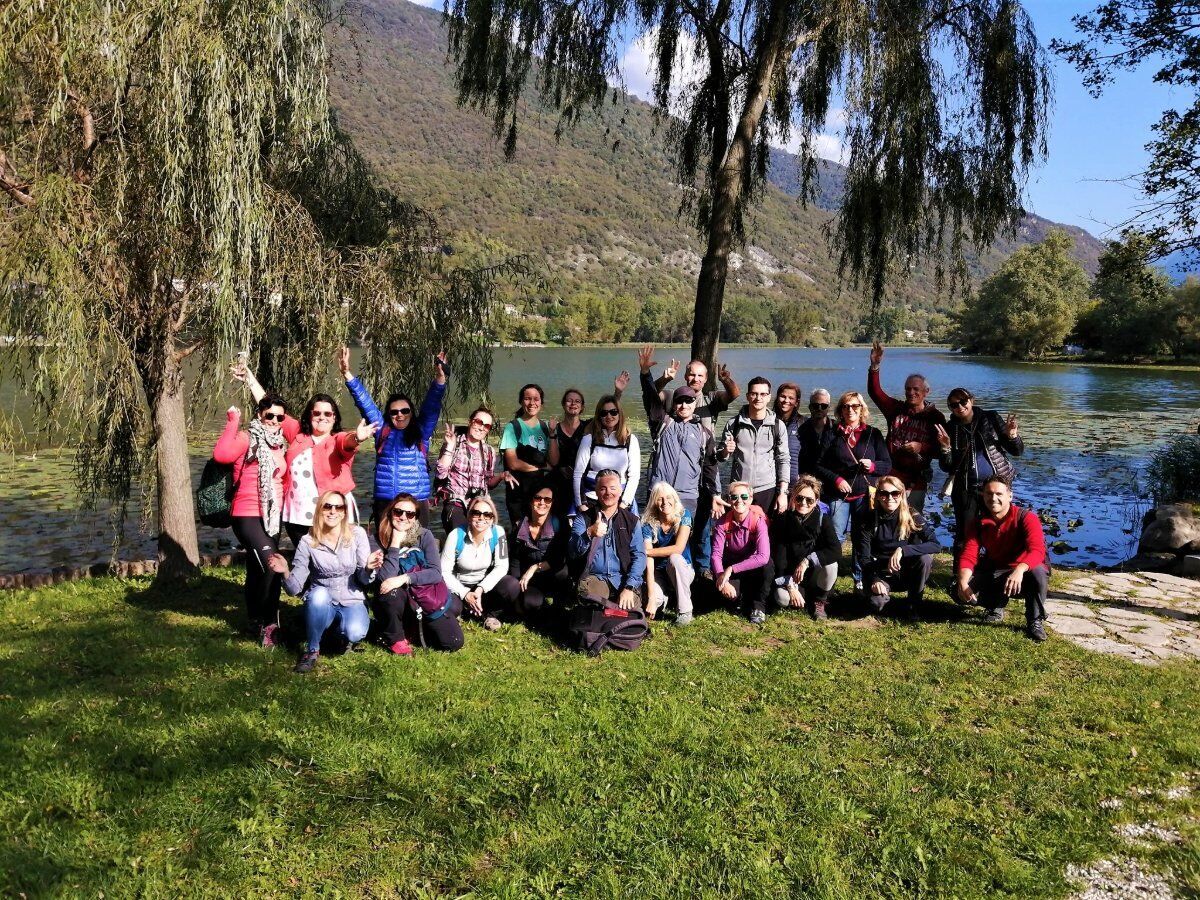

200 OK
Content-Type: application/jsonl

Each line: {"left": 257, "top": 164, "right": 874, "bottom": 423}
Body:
{"left": 852, "top": 474, "right": 940, "bottom": 621}
{"left": 572, "top": 394, "right": 641, "bottom": 512}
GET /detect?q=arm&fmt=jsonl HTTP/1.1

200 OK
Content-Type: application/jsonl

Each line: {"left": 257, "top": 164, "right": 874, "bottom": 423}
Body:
{"left": 1013, "top": 509, "right": 1047, "bottom": 569}
{"left": 568, "top": 512, "right": 592, "bottom": 560}
{"left": 716, "top": 421, "right": 734, "bottom": 461}
{"left": 380, "top": 547, "right": 402, "bottom": 582}
{"left": 711, "top": 366, "right": 740, "bottom": 410}
{"left": 641, "top": 370, "right": 667, "bottom": 426}
{"left": 900, "top": 518, "right": 942, "bottom": 557}
{"left": 409, "top": 530, "right": 445, "bottom": 586}
{"left": 501, "top": 424, "right": 541, "bottom": 473}
{"left": 813, "top": 514, "right": 842, "bottom": 568}
{"left": 353, "top": 528, "right": 376, "bottom": 588}
{"left": 548, "top": 425, "right": 561, "bottom": 468}
{"left": 282, "top": 539, "right": 312, "bottom": 596}
{"left": 729, "top": 515, "right": 772, "bottom": 574}
{"left": 773, "top": 421, "right": 789, "bottom": 493}
{"left": 544, "top": 523, "right": 569, "bottom": 572}
{"left": 479, "top": 531, "right": 510, "bottom": 593}
{"left": 992, "top": 410, "right": 1024, "bottom": 458}
{"left": 333, "top": 429, "right": 360, "bottom": 465}
{"left": 622, "top": 523, "right": 647, "bottom": 591}
{"left": 213, "top": 410, "right": 249, "bottom": 463}
{"left": 441, "top": 531, "right": 470, "bottom": 597}
{"left": 572, "top": 435, "right": 594, "bottom": 507}
{"left": 868, "top": 430, "right": 892, "bottom": 478}
{"left": 435, "top": 438, "right": 456, "bottom": 479}
{"left": 621, "top": 435, "right": 641, "bottom": 507}
{"left": 959, "top": 519, "right": 981, "bottom": 571}
{"left": 345, "top": 376, "right": 384, "bottom": 430}
{"left": 711, "top": 518, "right": 728, "bottom": 576}
{"left": 416, "top": 379, "right": 446, "bottom": 444}
{"left": 866, "top": 366, "right": 902, "bottom": 419}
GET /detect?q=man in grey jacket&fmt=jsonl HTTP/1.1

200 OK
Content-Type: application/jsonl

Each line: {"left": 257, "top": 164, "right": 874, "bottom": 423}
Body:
{"left": 717, "top": 376, "right": 790, "bottom": 515}
{"left": 641, "top": 379, "right": 718, "bottom": 512}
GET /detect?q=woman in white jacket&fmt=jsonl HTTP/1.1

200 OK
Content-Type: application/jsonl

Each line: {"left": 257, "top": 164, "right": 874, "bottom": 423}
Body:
{"left": 573, "top": 395, "right": 641, "bottom": 513}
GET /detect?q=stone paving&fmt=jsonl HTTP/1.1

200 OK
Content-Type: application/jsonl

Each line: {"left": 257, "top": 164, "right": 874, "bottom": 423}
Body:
{"left": 1048, "top": 571, "right": 1200, "bottom": 664}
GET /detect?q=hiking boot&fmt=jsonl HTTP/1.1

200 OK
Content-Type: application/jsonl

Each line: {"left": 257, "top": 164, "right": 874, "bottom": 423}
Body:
{"left": 482, "top": 616, "right": 502, "bottom": 632}
{"left": 1027, "top": 620, "right": 1047, "bottom": 643}
{"left": 674, "top": 612, "right": 694, "bottom": 627}
{"left": 293, "top": 651, "right": 319, "bottom": 674}
{"left": 749, "top": 609, "right": 767, "bottom": 626}
{"left": 853, "top": 581, "right": 864, "bottom": 597}
{"left": 812, "top": 602, "right": 828, "bottom": 621}
{"left": 348, "top": 641, "right": 366, "bottom": 653}
{"left": 699, "top": 568, "right": 714, "bottom": 581}
{"left": 389, "top": 639, "right": 414, "bottom": 656}
{"left": 868, "top": 594, "right": 889, "bottom": 614}
{"left": 901, "top": 604, "right": 920, "bottom": 624}
{"left": 983, "top": 608, "right": 1006, "bottom": 624}
{"left": 260, "top": 623, "right": 280, "bottom": 649}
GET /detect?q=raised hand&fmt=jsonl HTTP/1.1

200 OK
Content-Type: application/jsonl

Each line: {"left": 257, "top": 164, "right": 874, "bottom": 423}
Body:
{"left": 934, "top": 423, "right": 951, "bottom": 451}
{"left": 229, "top": 360, "right": 248, "bottom": 383}
{"left": 716, "top": 363, "right": 732, "bottom": 383}
{"left": 1004, "top": 414, "right": 1019, "bottom": 438}
{"left": 433, "top": 350, "right": 449, "bottom": 384}
{"left": 503, "top": 471, "right": 520, "bottom": 489}
{"left": 614, "top": 370, "right": 631, "bottom": 393}
{"left": 443, "top": 421, "right": 457, "bottom": 447}
{"left": 664, "top": 359, "right": 680, "bottom": 381}
{"left": 724, "top": 433, "right": 736, "bottom": 455}
{"left": 547, "top": 417, "right": 559, "bottom": 432}
{"left": 355, "top": 419, "right": 378, "bottom": 442}
{"left": 338, "top": 346, "right": 352, "bottom": 379}
{"left": 637, "top": 344, "right": 656, "bottom": 374}
{"left": 870, "top": 340, "right": 884, "bottom": 367}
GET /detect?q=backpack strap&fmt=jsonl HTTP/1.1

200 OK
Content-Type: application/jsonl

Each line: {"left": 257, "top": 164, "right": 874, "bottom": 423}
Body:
{"left": 455, "top": 527, "right": 465, "bottom": 557}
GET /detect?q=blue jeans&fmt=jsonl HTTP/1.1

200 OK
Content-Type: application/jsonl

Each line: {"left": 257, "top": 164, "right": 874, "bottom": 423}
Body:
{"left": 689, "top": 493, "right": 714, "bottom": 572}
{"left": 829, "top": 495, "right": 869, "bottom": 584}
{"left": 305, "top": 586, "right": 370, "bottom": 652}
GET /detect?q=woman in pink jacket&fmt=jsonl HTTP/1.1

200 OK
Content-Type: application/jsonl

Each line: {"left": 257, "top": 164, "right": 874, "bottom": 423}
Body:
{"left": 713, "top": 481, "right": 775, "bottom": 626}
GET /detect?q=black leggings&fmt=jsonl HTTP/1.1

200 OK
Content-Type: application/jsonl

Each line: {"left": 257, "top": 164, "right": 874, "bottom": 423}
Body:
{"left": 230, "top": 516, "right": 282, "bottom": 628}
{"left": 726, "top": 563, "right": 775, "bottom": 616}
{"left": 375, "top": 589, "right": 464, "bottom": 652}
{"left": 493, "top": 570, "right": 571, "bottom": 618}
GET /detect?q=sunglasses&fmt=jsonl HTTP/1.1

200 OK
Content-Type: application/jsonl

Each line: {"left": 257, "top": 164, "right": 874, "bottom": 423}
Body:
{"left": 877, "top": 489, "right": 903, "bottom": 499}
{"left": 388, "top": 407, "right": 413, "bottom": 418}
{"left": 311, "top": 410, "right": 335, "bottom": 419}
{"left": 470, "top": 510, "right": 496, "bottom": 520}
{"left": 390, "top": 508, "right": 418, "bottom": 520}
{"left": 261, "top": 412, "right": 286, "bottom": 422}
{"left": 674, "top": 396, "right": 697, "bottom": 405}
{"left": 599, "top": 409, "right": 620, "bottom": 418}
{"left": 729, "top": 492, "right": 751, "bottom": 502}
{"left": 948, "top": 399, "right": 970, "bottom": 409}
{"left": 794, "top": 495, "right": 817, "bottom": 506}
{"left": 470, "top": 418, "right": 493, "bottom": 430}
{"left": 531, "top": 495, "right": 554, "bottom": 505}
{"left": 809, "top": 402, "right": 829, "bottom": 410}
{"left": 842, "top": 403, "right": 863, "bottom": 411}
{"left": 322, "top": 502, "right": 346, "bottom": 512}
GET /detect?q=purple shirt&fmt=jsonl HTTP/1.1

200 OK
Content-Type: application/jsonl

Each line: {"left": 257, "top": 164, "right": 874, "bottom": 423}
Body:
{"left": 712, "top": 506, "right": 771, "bottom": 575}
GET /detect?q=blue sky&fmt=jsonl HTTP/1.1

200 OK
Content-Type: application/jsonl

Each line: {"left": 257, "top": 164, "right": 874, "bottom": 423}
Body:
{"left": 406, "top": 0, "right": 1176, "bottom": 241}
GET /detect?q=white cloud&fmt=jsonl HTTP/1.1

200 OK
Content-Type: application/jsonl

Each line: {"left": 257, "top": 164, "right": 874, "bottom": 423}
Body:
{"left": 406, "top": 0, "right": 443, "bottom": 8}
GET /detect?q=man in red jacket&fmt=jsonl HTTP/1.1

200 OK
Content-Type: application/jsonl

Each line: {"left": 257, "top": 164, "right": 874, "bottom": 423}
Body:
{"left": 956, "top": 477, "right": 1049, "bottom": 642}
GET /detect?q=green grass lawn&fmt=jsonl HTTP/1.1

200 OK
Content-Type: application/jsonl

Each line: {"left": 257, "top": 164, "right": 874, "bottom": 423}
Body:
{"left": 2, "top": 564, "right": 1198, "bottom": 898}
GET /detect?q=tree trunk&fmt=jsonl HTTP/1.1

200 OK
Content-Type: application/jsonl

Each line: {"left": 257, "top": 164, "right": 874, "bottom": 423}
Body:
{"left": 145, "top": 340, "right": 200, "bottom": 582}
{"left": 690, "top": 0, "right": 793, "bottom": 376}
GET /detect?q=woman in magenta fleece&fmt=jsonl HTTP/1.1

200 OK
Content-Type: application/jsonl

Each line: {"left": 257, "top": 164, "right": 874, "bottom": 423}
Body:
{"left": 712, "top": 481, "right": 775, "bottom": 625}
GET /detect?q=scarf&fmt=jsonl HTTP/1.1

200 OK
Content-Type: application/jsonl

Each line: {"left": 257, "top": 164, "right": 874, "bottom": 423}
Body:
{"left": 247, "top": 417, "right": 287, "bottom": 537}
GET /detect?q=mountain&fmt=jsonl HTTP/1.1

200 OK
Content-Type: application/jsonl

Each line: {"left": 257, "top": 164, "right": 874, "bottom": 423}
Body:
{"left": 326, "top": 0, "right": 1106, "bottom": 344}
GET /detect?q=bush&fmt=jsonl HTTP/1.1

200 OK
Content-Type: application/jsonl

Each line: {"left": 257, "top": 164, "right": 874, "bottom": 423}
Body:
{"left": 1146, "top": 434, "right": 1200, "bottom": 503}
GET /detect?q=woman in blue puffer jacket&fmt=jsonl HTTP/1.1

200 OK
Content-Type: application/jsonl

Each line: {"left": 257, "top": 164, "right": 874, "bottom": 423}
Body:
{"left": 340, "top": 347, "right": 448, "bottom": 525}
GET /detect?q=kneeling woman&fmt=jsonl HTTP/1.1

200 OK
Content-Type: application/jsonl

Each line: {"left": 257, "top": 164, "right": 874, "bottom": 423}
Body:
{"left": 376, "top": 493, "right": 460, "bottom": 653}
{"left": 443, "top": 495, "right": 510, "bottom": 631}
{"left": 641, "top": 482, "right": 695, "bottom": 625}
{"left": 854, "top": 475, "right": 941, "bottom": 619}
{"left": 269, "top": 491, "right": 381, "bottom": 673}
{"left": 770, "top": 475, "right": 841, "bottom": 621}
{"left": 494, "top": 481, "right": 570, "bottom": 620}
{"left": 713, "top": 481, "right": 774, "bottom": 625}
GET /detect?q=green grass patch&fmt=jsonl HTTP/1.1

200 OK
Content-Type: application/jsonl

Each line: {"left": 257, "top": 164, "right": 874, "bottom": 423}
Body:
{"left": 1, "top": 565, "right": 1198, "bottom": 897}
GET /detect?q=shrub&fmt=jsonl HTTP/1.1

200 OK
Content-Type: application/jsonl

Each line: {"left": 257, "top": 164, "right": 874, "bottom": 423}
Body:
{"left": 1146, "top": 434, "right": 1200, "bottom": 503}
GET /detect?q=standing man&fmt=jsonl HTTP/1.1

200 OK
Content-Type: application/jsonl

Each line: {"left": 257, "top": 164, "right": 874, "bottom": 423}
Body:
{"left": 797, "top": 388, "right": 834, "bottom": 477}
{"left": 641, "top": 376, "right": 718, "bottom": 515}
{"left": 717, "top": 377, "right": 790, "bottom": 516}
{"left": 569, "top": 470, "right": 647, "bottom": 609}
{"left": 867, "top": 341, "right": 946, "bottom": 511}
{"left": 956, "top": 477, "right": 1049, "bottom": 643}
{"left": 774, "top": 382, "right": 804, "bottom": 486}
{"left": 639, "top": 345, "right": 740, "bottom": 576}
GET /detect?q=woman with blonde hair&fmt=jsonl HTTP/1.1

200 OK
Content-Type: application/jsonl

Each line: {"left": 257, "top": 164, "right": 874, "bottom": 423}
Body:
{"left": 770, "top": 475, "right": 841, "bottom": 620}
{"left": 712, "top": 481, "right": 774, "bottom": 625}
{"left": 442, "top": 494, "right": 510, "bottom": 631}
{"left": 573, "top": 395, "right": 641, "bottom": 512}
{"left": 268, "top": 490, "right": 382, "bottom": 673}
{"left": 814, "top": 389, "right": 891, "bottom": 592}
{"left": 852, "top": 474, "right": 940, "bottom": 621}
{"left": 641, "top": 482, "right": 696, "bottom": 625}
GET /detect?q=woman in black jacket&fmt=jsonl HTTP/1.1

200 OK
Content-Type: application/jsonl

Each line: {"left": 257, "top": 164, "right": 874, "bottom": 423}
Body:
{"left": 494, "top": 480, "right": 570, "bottom": 620}
{"left": 854, "top": 475, "right": 941, "bottom": 620}
{"left": 934, "top": 387, "right": 1023, "bottom": 560}
{"left": 815, "top": 390, "right": 892, "bottom": 591}
{"left": 770, "top": 475, "right": 841, "bottom": 620}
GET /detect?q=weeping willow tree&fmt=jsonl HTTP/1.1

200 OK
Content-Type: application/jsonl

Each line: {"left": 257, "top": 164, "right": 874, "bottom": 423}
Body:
{"left": 0, "top": 0, "right": 513, "bottom": 581}
{"left": 445, "top": 0, "right": 1052, "bottom": 368}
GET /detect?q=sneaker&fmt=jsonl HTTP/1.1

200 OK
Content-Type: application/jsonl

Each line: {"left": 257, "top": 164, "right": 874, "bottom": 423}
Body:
{"left": 293, "top": 651, "right": 319, "bottom": 674}
{"left": 749, "top": 609, "right": 767, "bottom": 626}
{"left": 348, "top": 641, "right": 366, "bottom": 653}
{"left": 1027, "top": 620, "right": 1047, "bottom": 643}
{"left": 812, "top": 602, "right": 828, "bottom": 621}
{"left": 389, "top": 639, "right": 414, "bottom": 656}
{"left": 699, "top": 568, "right": 714, "bottom": 581}
{"left": 260, "top": 623, "right": 279, "bottom": 649}
{"left": 983, "top": 608, "right": 1006, "bottom": 624}
{"left": 482, "top": 616, "right": 502, "bottom": 632}
{"left": 674, "top": 612, "right": 694, "bottom": 627}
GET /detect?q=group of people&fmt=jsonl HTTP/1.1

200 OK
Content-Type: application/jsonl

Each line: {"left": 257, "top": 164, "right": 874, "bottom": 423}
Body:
{"left": 211, "top": 342, "right": 1051, "bottom": 673}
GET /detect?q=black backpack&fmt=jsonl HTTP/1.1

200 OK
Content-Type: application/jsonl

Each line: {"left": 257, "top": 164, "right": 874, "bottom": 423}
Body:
{"left": 196, "top": 459, "right": 235, "bottom": 528}
{"left": 567, "top": 600, "right": 650, "bottom": 656}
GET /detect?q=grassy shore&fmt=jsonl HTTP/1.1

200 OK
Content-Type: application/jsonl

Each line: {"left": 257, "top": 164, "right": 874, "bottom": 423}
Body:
{"left": 2, "top": 562, "right": 1198, "bottom": 898}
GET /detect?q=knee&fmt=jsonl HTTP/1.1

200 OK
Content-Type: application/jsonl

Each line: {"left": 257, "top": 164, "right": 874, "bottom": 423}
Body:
{"left": 773, "top": 587, "right": 790, "bottom": 608}
{"left": 345, "top": 615, "right": 370, "bottom": 643}
{"left": 307, "top": 586, "right": 333, "bottom": 609}
{"left": 441, "top": 631, "right": 465, "bottom": 653}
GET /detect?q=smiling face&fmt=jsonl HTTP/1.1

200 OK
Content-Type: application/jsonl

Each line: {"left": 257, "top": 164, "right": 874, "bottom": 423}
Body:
{"left": 562, "top": 391, "right": 584, "bottom": 418}
{"left": 981, "top": 480, "right": 1012, "bottom": 519}
{"left": 747, "top": 383, "right": 771, "bottom": 415}
{"left": 673, "top": 393, "right": 697, "bottom": 421}
{"left": 521, "top": 388, "right": 543, "bottom": 418}
{"left": 529, "top": 489, "right": 554, "bottom": 521}
{"left": 259, "top": 404, "right": 286, "bottom": 434}
{"left": 386, "top": 399, "right": 413, "bottom": 431}
{"left": 948, "top": 393, "right": 973, "bottom": 422}
{"left": 320, "top": 493, "right": 347, "bottom": 527}
{"left": 468, "top": 499, "right": 497, "bottom": 534}
{"left": 684, "top": 362, "right": 707, "bottom": 392}
{"left": 792, "top": 487, "right": 819, "bottom": 514}
{"left": 904, "top": 376, "right": 930, "bottom": 411}
{"left": 776, "top": 387, "right": 798, "bottom": 418}
{"left": 839, "top": 397, "right": 863, "bottom": 427}
{"left": 595, "top": 473, "right": 622, "bottom": 511}
{"left": 467, "top": 412, "right": 494, "bottom": 442}
{"left": 310, "top": 401, "right": 336, "bottom": 436}
{"left": 727, "top": 484, "right": 752, "bottom": 521}
{"left": 875, "top": 478, "right": 905, "bottom": 513}
{"left": 389, "top": 500, "right": 420, "bottom": 535}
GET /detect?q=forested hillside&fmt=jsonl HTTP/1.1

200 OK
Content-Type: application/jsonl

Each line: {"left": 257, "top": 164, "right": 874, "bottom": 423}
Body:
{"left": 327, "top": 0, "right": 1105, "bottom": 344}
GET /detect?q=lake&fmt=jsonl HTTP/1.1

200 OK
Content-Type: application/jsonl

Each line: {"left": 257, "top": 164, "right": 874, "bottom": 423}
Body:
{"left": 3, "top": 346, "right": 1198, "bottom": 572}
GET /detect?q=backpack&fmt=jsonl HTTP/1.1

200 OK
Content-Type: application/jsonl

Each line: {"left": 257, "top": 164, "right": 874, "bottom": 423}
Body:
{"left": 567, "top": 600, "right": 651, "bottom": 656}
{"left": 455, "top": 525, "right": 502, "bottom": 558}
{"left": 197, "top": 459, "right": 235, "bottom": 528}
{"left": 510, "top": 417, "right": 552, "bottom": 468}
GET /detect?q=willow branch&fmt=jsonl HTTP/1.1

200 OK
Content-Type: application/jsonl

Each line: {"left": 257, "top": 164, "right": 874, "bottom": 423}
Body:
{"left": 0, "top": 152, "right": 33, "bottom": 206}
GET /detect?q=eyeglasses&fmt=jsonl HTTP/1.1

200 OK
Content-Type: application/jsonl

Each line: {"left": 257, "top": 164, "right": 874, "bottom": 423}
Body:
{"left": 842, "top": 403, "right": 863, "bottom": 411}
{"left": 470, "top": 509, "right": 496, "bottom": 520}
{"left": 564, "top": 396, "right": 583, "bottom": 405}
{"left": 261, "top": 412, "right": 286, "bottom": 422}
{"left": 470, "top": 418, "right": 493, "bottom": 430}
{"left": 877, "top": 489, "right": 903, "bottom": 499}
{"left": 388, "top": 407, "right": 412, "bottom": 418}
{"left": 729, "top": 492, "right": 751, "bottom": 502}
{"left": 748, "top": 391, "right": 771, "bottom": 399}
{"left": 322, "top": 502, "right": 346, "bottom": 512}
{"left": 390, "top": 508, "right": 418, "bottom": 520}
{"left": 531, "top": 495, "right": 554, "bottom": 505}
{"left": 599, "top": 409, "right": 620, "bottom": 418}
{"left": 794, "top": 495, "right": 817, "bottom": 506}
{"left": 809, "top": 403, "right": 829, "bottom": 410}
{"left": 311, "top": 410, "right": 335, "bottom": 419}
{"left": 674, "top": 396, "right": 697, "bottom": 405}
{"left": 948, "top": 399, "right": 970, "bottom": 409}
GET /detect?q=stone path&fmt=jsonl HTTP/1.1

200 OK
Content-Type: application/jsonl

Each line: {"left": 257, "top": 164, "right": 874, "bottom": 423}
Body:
{"left": 1048, "top": 571, "right": 1200, "bottom": 664}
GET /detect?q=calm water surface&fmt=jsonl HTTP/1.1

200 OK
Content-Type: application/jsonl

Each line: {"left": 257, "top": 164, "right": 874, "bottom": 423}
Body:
{"left": 3, "top": 347, "right": 1199, "bottom": 572}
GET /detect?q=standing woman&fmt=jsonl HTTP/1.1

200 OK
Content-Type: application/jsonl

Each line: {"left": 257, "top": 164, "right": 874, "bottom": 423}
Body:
{"left": 375, "top": 493, "right": 460, "bottom": 654}
{"left": 548, "top": 388, "right": 588, "bottom": 515}
{"left": 494, "top": 481, "right": 570, "bottom": 621}
{"left": 770, "top": 475, "right": 841, "bottom": 621}
{"left": 500, "top": 384, "right": 553, "bottom": 526}
{"left": 268, "top": 491, "right": 382, "bottom": 673}
{"left": 815, "top": 390, "right": 892, "bottom": 592}
{"left": 641, "top": 482, "right": 695, "bottom": 625}
{"left": 854, "top": 475, "right": 941, "bottom": 620}
{"left": 435, "top": 407, "right": 514, "bottom": 533}
{"left": 442, "top": 495, "right": 510, "bottom": 631}
{"left": 774, "top": 382, "right": 805, "bottom": 487}
{"left": 340, "top": 346, "right": 449, "bottom": 524}
{"left": 573, "top": 395, "right": 641, "bottom": 513}
{"left": 935, "top": 388, "right": 1023, "bottom": 560}
{"left": 213, "top": 377, "right": 300, "bottom": 647}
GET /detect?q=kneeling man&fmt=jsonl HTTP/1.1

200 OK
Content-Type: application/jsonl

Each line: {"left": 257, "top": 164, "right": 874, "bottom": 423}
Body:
{"left": 569, "top": 469, "right": 647, "bottom": 609}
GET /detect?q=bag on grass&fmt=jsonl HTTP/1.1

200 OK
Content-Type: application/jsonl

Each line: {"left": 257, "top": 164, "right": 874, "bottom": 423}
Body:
{"left": 197, "top": 459, "right": 235, "bottom": 527}
{"left": 567, "top": 600, "right": 650, "bottom": 656}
